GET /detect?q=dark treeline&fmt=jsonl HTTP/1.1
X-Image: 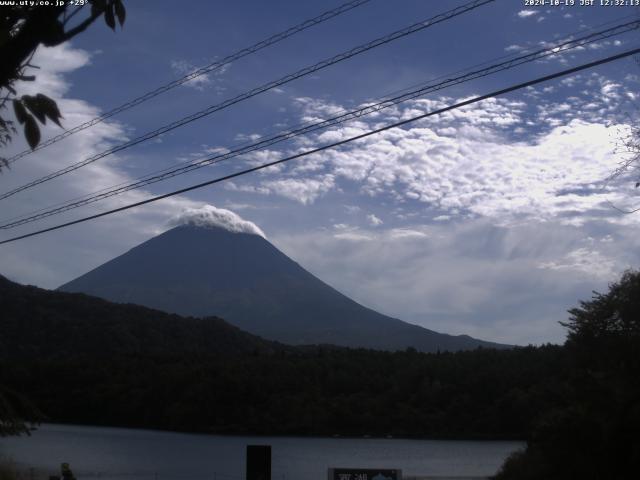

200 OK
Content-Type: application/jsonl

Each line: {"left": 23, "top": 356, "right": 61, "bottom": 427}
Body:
{"left": 496, "top": 271, "right": 640, "bottom": 479}
{"left": 1, "top": 271, "right": 639, "bottom": 478}
{"left": 0, "top": 346, "right": 566, "bottom": 438}
{"left": 0, "top": 274, "right": 568, "bottom": 439}
{"left": 0, "top": 278, "right": 566, "bottom": 438}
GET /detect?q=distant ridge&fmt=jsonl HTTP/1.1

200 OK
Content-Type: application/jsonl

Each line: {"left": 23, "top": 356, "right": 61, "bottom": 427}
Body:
{"left": 0, "top": 274, "right": 280, "bottom": 360}
{"left": 59, "top": 225, "right": 509, "bottom": 352}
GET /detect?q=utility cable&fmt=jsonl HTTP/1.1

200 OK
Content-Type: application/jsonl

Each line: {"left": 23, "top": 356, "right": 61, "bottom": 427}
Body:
{"left": 1, "top": 19, "right": 636, "bottom": 230}
{"left": 0, "top": 0, "right": 496, "bottom": 201}
{"left": 4, "top": 0, "right": 373, "bottom": 164}
{"left": 1, "top": 46, "right": 637, "bottom": 246}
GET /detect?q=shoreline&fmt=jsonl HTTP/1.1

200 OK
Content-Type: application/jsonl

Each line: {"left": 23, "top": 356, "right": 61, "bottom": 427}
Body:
{"left": 29, "top": 422, "right": 527, "bottom": 443}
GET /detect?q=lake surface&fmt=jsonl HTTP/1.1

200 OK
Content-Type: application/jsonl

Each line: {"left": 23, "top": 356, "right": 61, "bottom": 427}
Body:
{"left": 0, "top": 424, "right": 523, "bottom": 479}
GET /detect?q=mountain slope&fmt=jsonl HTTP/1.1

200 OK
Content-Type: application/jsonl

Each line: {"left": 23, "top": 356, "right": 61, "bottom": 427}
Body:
{"left": 0, "top": 274, "right": 280, "bottom": 360}
{"left": 59, "top": 225, "right": 508, "bottom": 352}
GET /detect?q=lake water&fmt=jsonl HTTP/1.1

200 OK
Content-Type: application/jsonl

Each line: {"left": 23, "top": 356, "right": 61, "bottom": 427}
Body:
{"left": 0, "top": 424, "right": 523, "bottom": 480}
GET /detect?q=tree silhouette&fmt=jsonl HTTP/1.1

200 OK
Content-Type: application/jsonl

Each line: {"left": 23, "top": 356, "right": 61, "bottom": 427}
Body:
{"left": 0, "top": 1, "right": 126, "bottom": 434}
{"left": 496, "top": 270, "right": 640, "bottom": 480}
{"left": 0, "top": 0, "right": 126, "bottom": 168}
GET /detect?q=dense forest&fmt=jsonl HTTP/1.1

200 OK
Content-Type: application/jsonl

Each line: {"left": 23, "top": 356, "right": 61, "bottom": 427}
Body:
{"left": 1, "top": 271, "right": 638, "bottom": 478}
{"left": 1, "top": 274, "right": 562, "bottom": 438}
{"left": 495, "top": 270, "right": 640, "bottom": 479}
{"left": 0, "top": 346, "right": 566, "bottom": 438}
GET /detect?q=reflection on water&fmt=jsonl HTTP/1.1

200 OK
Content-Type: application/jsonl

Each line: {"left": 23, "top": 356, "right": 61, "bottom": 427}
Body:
{"left": 0, "top": 424, "right": 522, "bottom": 479}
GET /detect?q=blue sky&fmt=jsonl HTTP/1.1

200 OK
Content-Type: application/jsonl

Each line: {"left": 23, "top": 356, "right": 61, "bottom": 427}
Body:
{"left": 2, "top": 0, "right": 640, "bottom": 345}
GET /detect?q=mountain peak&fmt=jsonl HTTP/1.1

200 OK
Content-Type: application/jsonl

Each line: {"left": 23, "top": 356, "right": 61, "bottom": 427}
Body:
{"left": 168, "top": 205, "right": 266, "bottom": 238}
{"left": 60, "top": 213, "right": 509, "bottom": 352}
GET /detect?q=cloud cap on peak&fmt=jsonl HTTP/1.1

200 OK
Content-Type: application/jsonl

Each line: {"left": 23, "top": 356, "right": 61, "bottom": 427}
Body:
{"left": 168, "top": 205, "right": 266, "bottom": 238}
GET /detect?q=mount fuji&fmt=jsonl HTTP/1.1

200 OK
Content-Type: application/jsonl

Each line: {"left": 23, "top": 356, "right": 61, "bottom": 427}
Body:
{"left": 59, "top": 207, "right": 507, "bottom": 352}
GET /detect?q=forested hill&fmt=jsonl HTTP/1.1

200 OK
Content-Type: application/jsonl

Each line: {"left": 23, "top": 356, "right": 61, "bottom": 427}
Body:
{"left": 0, "top": 273, "right": 563, "bottom": 439}
{"left": 3, "top": 269, "right": 638, "bottom": 477}
{"left": 0, "top": 274, "right": 282, "bottom": 359}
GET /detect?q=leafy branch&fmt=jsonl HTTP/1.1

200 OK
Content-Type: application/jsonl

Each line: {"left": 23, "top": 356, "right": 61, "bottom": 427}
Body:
{"left": 0, "top": 0, "right": 126, "bottom": 169}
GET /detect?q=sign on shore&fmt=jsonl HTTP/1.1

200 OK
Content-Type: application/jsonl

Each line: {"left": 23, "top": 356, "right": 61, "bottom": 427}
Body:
{"left": 328, "top": 468, "right": 402, "bottom": 480}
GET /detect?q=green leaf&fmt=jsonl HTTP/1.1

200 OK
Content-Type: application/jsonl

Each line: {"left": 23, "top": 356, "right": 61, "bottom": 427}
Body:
{"left": 22, "top": 95, "right": 47, "bottom": 124}
{"left": 114, "top": 0, "right": 126, "bottom": 26}
{"left": 24, "top": 115, "right": 41, "bottom": 150}
{"left": 104, "top": 3, "right": 116, "bottom": 30}
{"left": 36, "top": 94, "right": 63, "bottom": 127}
{"left": 12, "top": 99, "right": 28, "bottom": 125}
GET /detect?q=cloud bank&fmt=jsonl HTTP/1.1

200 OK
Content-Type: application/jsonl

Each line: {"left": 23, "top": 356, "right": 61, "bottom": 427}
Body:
{"left": 169, "top": 205, "right": 266, "bottom": 238}
{"left": 226, "top": 83, "right": 639, "bottom": 229}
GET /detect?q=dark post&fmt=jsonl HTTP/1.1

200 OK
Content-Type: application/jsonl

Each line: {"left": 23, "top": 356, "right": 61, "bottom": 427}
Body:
{"left": 246, "top": 445, "right": 271, "bottom": 480}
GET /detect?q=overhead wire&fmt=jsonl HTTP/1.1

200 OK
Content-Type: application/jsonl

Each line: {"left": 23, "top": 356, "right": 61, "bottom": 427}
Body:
{"left": 373, "top": 11, "right": 640, "bottom": 101}
{"left": 10, "top": 9, "right": 636, "bottom": 227}
{"left": 1, "top": 19, "right": 638, "bottom": 230}
{"left": 4, "top": 0, "right": 373, "bottom": 164}
{"left": 0, "top": 0, "right": 496, "bottom": 201}
{"left": 1, "top": 46, "right": 638, "bottom": 246}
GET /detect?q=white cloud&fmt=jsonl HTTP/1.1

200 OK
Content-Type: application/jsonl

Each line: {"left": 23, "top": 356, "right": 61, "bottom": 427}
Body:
{"left": 170, "top": 59, "right": 229, "bottom": 91}
{"left": 168, "top": 205, "right": 266, "bottom": 238}
{"left": 344, "top": 205, "right": 361, "bottom": 214}
{"left": 15, "top": 52, "right": 89, "bottom": 101}
{"left": 232, "top": 94, "right": 634, "bottom": 228}
{"left": 272, "top": 218, "right": 638, "bottom": 345}
{"left": 517, "top": 9, "right": 539, "bottom": 18}
{"left": 209, "top": 81, "right": 640, "bottom": 345}
{"left": 538, "top": 247, "right": 617, "bottom": 279}
{"left": 230, "top": 174, "right": 336, "bottom": 205}
{"left": 388, "top": 228, "right": 429, "bottom": 239}
{"left": 504, "top": 44, "right": 524, "bottom": 53}
{"left": 367, "top": 213, "right": 383, "bottom": 226}
{"left": 334, "top": 231, "right": 373, "bottom": 242}
{"left": 601, "top": 81, "right": 621, "bottom": 99}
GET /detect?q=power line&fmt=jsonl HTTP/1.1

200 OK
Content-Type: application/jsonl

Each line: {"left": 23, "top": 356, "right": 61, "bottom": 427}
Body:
{"left": 5, "top": 0, "right": 373, "bottom": 164}
{"left": 0, "top": 0, "right": 496, "bottom": 201}
{"left": 1, "top": 46, "right": 638, "bottom": 246}
{"left": 13, "top": 0, "right": 592, "bottom": 227}
{"left": 1, "top": 19, "right": 637, "bottom": 230}
{"left": 358, "top": 12, "right": 640, "bottom": 104}
{"left": 2, "top": 20, "right": 637, "bottom": 230}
